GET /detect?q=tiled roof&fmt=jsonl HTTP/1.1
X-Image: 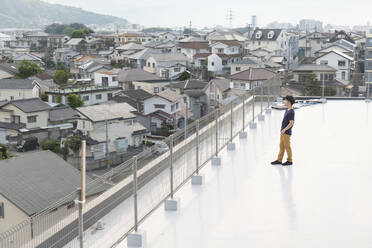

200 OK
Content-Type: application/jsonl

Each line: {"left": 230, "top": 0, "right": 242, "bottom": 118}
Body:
{"left": 293, "top": 64, "right": 337, "bottom": 72}
{"left": 179, "top": 42, "right": 210, "bottom": 49}
{"left": 118, "top": 68, "right": 163, "bottom": 82}
{"left": 157, "top": 89, "right": 183, "bottom": 102}
{"left": 230, "top": 68, "right": 276, "bottom": 81}
{"left": 0, "top": 79, "right": 37, "bottom": 90}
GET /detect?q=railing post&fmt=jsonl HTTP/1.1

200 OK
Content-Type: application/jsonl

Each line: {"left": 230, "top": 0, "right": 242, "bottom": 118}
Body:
{"left": 127, "top": 155, "right": 146, "bottom": 246}
{"left": 227, "top": 102, "right": 236, "bottom": 150}
{"left": 165, "top": 134, "right": 179, "bottom": 210}
{"left": 133, "top": 156, "right": 138, "bottom": 232}
{"left": 170, "top": 134, "right": 174, "bottom": 199}
{"left": 250, "top": 95, "right": 257, "bottom": 129}
{"left": 258, "top": 85, "right": 265, "bottom": 121}
{"left": 192, "top": 120, "right": 203, "bottom": 184}
{"left": 196, "top": 120, "right": 200, "bottom": 174}
{"left": 212, "top": 109, "right": 221, "bottom": 165}
{"left": 240, "top": 94, "right": 248, "bottom": 139}
{"left": 78, "top": 140, "right": 86, "bottom": 248}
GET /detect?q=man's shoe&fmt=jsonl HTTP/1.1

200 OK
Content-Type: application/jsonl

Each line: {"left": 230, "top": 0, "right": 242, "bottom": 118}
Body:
{"left": 271, "top": 160, "right": 282, "bottom": 165}
{"left": 282, "top": 161, "right": 293, "bottom": 166}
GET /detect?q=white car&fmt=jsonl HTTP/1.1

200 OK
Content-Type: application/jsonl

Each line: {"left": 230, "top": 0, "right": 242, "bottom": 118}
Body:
{"left": 153, "top": 141, "right": 169, "bottom": 155}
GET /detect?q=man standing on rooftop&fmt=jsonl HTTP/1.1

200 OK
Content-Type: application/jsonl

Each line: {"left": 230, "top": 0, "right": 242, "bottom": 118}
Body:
{"left": 271, "top": 95, "right": 295, "bottom": 166}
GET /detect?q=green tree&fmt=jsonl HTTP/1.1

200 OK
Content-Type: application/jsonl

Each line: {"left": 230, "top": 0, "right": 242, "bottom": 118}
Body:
{"left": 67, "top": 94, "right": 84, "bottom": 108}
{"left": 41, "top": 140, "right": 61, "bottom": 153}
{"left": 62, "top": 26, "right": 75, "bottom": 36}
{"left": 64, "top": 136, "right": 83, "bottom": 155}
{"left": 104, "top": 38, "right": 115, "bottom": 49}
{"left": 71, "top": 30, "right": 85, "bottom": 38}
{"left": 304, "top": 73, "right": 321, "bottom": 96}
{"left": 178, "top": 71, "right": 191, "bottom": 81}
{"left": 0, "top": 144, "right": 10, "bottom": 160}
{"left": 17, "top": 60, "right": 43, "bottom": 78}
{"left": 54, "top": 70, "right": 69, "bottom": 85}
{"left": 324, "top": 86, "right": 337, "bottom": 96}
{"left": 40, "top": 93, "right": 48, "bottom": 101}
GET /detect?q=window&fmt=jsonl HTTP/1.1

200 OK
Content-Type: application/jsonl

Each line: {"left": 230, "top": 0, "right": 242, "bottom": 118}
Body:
{"left": 211, "top": 62, "right": 215, "bottom": 66}
{"left": 154, "top": 87, "right": 159, "bottom": 93}
{"left": 240, "top": 83, "right": 245, "bottom": 88}
{"left": 154, "top": 104, "right": 165, "bottom": 109}
{"left": 148, "top": 62, "right": 151, "bottom": 67}
{"left": 83, "top": 95, "right": 90, "bottom": 101}
{"left": 0, "top": 202, "right": 3, "bottom": 218}
{"left": 82, "top": 120, "right": 85, "bottom": 129}
{"left": 320, "top": 60, "right": 328, "bottom": 65}
{"left": 152, "top": 63, "right": 155, "bottom": 68}
{"left": 217, "top": 48, "right": 224, "bottom": 53}
{"left": 176, "top": 102, "right": 179, "bottom": 109}
{"left": 329, "top": 74, "right": 334, "bottom": 81}
{"left": 102, "top": 77, "right": 109, "bottom": 87}
{"left": 27, "top": 115, "right": 37, "bottom": 123}
{"left": 112, "top": 76, "right": 118, "bottom": 81}
{"left": 174, "top": 67, "right": 181, "bottom": 72}
{"left": 10, "top": 96, "right": 14, "bottom": 100}
{"left": 338, "top": 60, "right": 346, "bottom": 67}
{"left": 108, "top": 93, "right": 113, "bottom": 100}
{"left": 171, "top": 104, "right": 175, "bottom": 112}
{"left": 342, "top": 71, "right": 346, "bottom": 80}
{"left": 19, "top": 92, "right": 21, "bottom": 96}
{"left": 236, "top": 67, "right": 241, "bottom": 71}
{"left": 233, "top": 82, "right": 239, "bottom": 88}
{"left": 95, "top": 94, "right": 102, "bottom": 100}
{"left": 124, "top": 120, "right": 133, "bottom": 126}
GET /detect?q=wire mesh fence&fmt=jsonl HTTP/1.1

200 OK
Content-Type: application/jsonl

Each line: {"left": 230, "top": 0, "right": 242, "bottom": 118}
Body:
{"left": 0, "top": 79, "right": 281, "bottom": 248}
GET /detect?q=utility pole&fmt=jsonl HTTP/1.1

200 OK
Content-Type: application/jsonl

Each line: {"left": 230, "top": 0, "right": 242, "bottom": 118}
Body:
{"left": 227, "top": 9, "right": 233, "bottom": 28}
{"left": 78, "top": 140, "right": 86, "bottom": 248}
{"left": 189, "top": 21, "right": 192, "bottom": 36}
{"left": 322, "top": 72, "right": 325, "bottom": 99}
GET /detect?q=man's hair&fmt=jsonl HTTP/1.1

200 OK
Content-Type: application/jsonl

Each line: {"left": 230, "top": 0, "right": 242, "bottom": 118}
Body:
{"left": 284, "top": 95, "right": 295, "bottom": 105}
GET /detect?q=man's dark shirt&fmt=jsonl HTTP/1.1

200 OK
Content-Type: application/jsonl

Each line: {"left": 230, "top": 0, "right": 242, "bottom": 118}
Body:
{"left": 281, "top": 109, "right": 295, "bottom": 135}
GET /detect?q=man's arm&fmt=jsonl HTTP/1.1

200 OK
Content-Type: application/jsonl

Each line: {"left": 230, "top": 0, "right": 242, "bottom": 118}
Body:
{"left": 281, "top": 120, "right": 294, "bottom": 134}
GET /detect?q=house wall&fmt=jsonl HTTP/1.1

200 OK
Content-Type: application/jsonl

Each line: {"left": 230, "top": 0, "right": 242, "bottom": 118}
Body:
{"left": 47, "top": 89, "right": 120, "bottom": 106}
{"left": 231, "top": 63, "right": 262, "bottom": 75}
{"left": 181, "top": 48, "right": 209, "bottom": 61}
{"left": 0, "top": 87, "right": 39, "bottom": 101}
{"left": 0, "top": 105, "right": 49, "bottom": 129}
{"left": 133, "top": 81, "right": 169, "bottom": 94}
{"left": 144, "top": 57, "right": 157, "bottom": 74}
{"left": 315, "top": 53, "right": 351, "bottom": 82}
{"left": 94, "top": 73, "right": 119, "bottom": 87}
{"left": 156, "top": 65, "right": 186, "bottom": 79}
{"left": 211, "top": 43, "right": 240, "bottom": 55}
{"left": 144, "top": 96, "right": 180, "bottom": 115}
{"left": 0, "top": 194, "right": 30, "bottom": 234}
{"left": 208, "top": 54, "right": 223, "bottom": 72}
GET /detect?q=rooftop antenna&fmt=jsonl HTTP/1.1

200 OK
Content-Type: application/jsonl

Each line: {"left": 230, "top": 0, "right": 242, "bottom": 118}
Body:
{"left": 189, "top": 21, "right": 192, "bottom": 36}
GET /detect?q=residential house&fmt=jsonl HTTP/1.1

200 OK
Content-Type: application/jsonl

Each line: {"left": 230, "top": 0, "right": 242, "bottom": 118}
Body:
{"left": 76, "top": 102, "right": 148, "bottom": 158}
{"left": 159, "top": 32, "right": 178, "bottom": 42}
{"left": 143, "top": 89, "right": 183, "bottom": 129}
{"left": 315, "top": 50, "right": 354, "bottom": 84}
{"left": 330, "top": 39, "right": 356, "bottom": 51}
{"left": 179, "top": 41, "right": 210, "bottom": 61}
{"left": 143, "top": 41, "right": 178, "bottom": 53}
{"left": 126, "top": 48, "right": 161, "bottom": 69}
{"left": 64, "top": 38, "right": 87, "bottom": 52}
{"left": 292, "top": 64, "right": 346, "bottom": 95}
{"left": 53, "top": 48, "right": 80, "bottom": 66}
{"left": 231, "top": 58, "right": 262, "bottom": 75}
{"left": 0, "top": 150, "right": 106, "bottom": 234}
{"left": 0, "top": 79, "right": 40, "bottom": 101}
{"left": 118, "top": 68, "right": 170, "bottom": 92}
{"left": 75, "top": 58, "right": 113, "bottom": 83}
{"left": 229, "top": 68, "right": 277, "bottom": 91}
{"left": 206, "top": 31, "right": 247, "bottom": 42}
{"left": 115, "top": 33, "right": 141, "bottom": 45}
{"left": 210, "top": 40, "right": 241, "bottom": 55}
{"left": 329, "top": 30, "right": 355, "bottom": 45}
{"left": 298, "top": 32, "right": 329, "bottom": 57}
{"left": 46, "top": 86, "right": 121, "bottom": 106}
{"left": 13, "top": 53, "right": 44, "bottom": 66}
{"left": 207, "top": 53, "right": 242, "bottom": 74}
{"left": 245, "top": 29, "right": 289, "bottom": 56}
{"left": 204, "top": 78, "right": 231, "bottom": 108}
{"left": 94, "top": 70, "right": 119, "bottom": 87}
{"left": 314, "top": 44, "right": 354, "bottom": 58}
{"left": 0, "top": 98, "right": 51, "bottom": 132}
{"left": 113, "top": 42, "right": 145, "bottom": 63}
{"left": 144, "top": 53, "right": 188, "bottom": 79}
{"left": 48, "top": 106, "right": 78, "bottom": 126}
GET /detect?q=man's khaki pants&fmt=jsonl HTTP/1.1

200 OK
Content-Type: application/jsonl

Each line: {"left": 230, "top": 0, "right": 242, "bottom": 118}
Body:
{"left": 277, "top": 133, "right": 292, "bottom": 162}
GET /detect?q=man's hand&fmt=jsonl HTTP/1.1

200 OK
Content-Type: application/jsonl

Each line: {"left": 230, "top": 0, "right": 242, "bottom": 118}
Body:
{"left": 280, "top": 129, "right": 286, "bottom": 135}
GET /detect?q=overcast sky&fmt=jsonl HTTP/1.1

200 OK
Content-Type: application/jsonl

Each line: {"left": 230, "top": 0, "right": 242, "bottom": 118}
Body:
{"left": 44, "top": 0, "right": 371, "bottom": 28}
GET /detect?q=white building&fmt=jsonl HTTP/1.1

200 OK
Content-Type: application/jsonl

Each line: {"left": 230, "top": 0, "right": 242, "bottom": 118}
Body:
{"left": 144, "top": 53, "right": 188, "bottom": 79}
{"left": 245, "top": 29, "right": 288, "bottom": 56}
{"left": 315, "top": 50, "right": 354, "bottom": 84}
{"left": 0, "top": 79, "right": 40, "bottom": 101}
{"left": 94, "top": 71, "right": 119, "bottom": 87}
{"left": 210, "top": 40, "right": 241, "bottom": 55}
{"left": 76, "top": 102, "right": 148, "bottom": 158}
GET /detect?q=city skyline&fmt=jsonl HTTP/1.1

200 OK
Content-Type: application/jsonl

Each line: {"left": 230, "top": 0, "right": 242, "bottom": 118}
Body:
{"left": 44, "top": 0, "right": 371, "bottom": 28}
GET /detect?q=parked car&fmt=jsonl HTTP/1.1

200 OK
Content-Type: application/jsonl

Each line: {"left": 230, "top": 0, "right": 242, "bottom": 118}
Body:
{"left": 16, "top": 137, "right": 39, "bottom": 152}
{"left": 152, "top": 141, "right": 169, "bottom": 155}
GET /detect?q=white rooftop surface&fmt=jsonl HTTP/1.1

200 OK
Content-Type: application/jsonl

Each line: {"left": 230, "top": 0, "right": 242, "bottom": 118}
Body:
{"left": 118, "top": 100, "right": 372, "bottom": 248}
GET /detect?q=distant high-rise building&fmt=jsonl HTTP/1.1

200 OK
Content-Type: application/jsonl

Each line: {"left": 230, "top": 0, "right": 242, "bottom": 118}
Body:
{"left": 251, "top": 16, "right": 257, "bottom": 29}
{"left": 299, "top": 19, "right": 323, "bottom": 32}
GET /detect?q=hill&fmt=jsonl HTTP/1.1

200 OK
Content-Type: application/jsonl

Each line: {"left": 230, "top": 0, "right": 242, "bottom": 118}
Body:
{"left": 0, "top": 0, "right": 128, "bottom": 28}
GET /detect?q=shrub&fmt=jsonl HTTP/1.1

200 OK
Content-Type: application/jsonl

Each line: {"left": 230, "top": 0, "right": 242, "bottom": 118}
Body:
{"left": 41, "top": 140, "right": 61, "bottom": 153}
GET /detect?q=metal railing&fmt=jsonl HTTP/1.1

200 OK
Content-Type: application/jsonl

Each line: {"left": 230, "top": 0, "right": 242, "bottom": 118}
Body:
{"left": 0, "top": 78, "right": 281, "bottom": 248}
